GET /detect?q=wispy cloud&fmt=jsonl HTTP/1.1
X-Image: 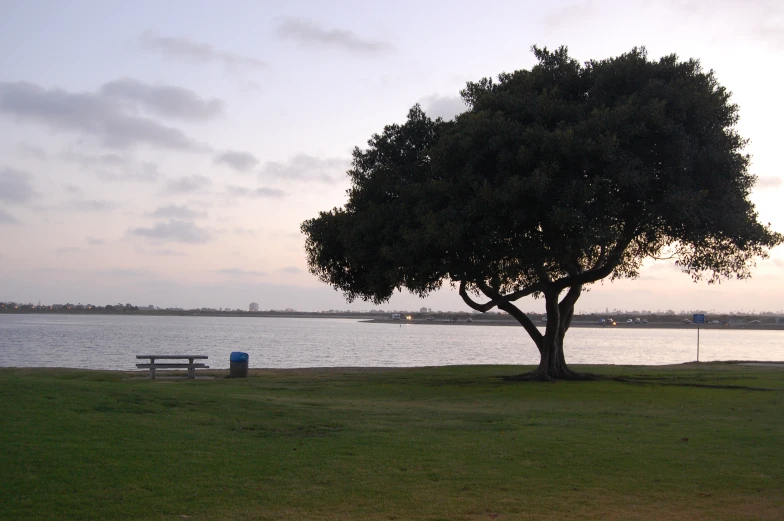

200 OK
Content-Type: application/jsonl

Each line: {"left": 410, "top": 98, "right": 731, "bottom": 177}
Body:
{"left": 62, "top": 149, "right": 162, "bottom": 183}
{"left": 131, "top": 219, "right": 212, "bottom": 244}
{"left": 86, "top": 237, "right": 105, "bottom": 246}
{"left": 231, "top": 227, "right": 261, "bottom": 236}
{"left": 161, "top": 175, "right": 212, "bottom": 195}
{"left": 280, "top": 266, "right": 302, "bottom": 274}
{"left": 225, "top": 185, "right": 286, "bottom": 199}
{"left": 100, "top": 77, "right": 224, "bottom": 121}
{"left": 670, "top": 0, "right": 784, "bottom": 49}
{"left": 67, "top": 199, "right": 118, "bottom": 212}
{"left": 17, "top": 142, "right": 47, "bottom": 160}
{"left": 543, "top": 1, "right": 597, "bottom": 28}
{"left": 140, "top": 31, "right": 268, "bottom": 70}
{"left": 0, "top": 81, "right": 207, "bottom": 151}
{"left": 149, "top": 204, "right": 208, "bottom": 219}
{"left": 219, "top": 268, "right": 265, "bottom": 277}
{"left": 151, "top": 248, "right": 187, "bottom": 257}
{"left": 0, "top": 167, "right": 37, "bottom": 204}
{"left": 276, "top": 18, "right": 395, "bottom": 55}
{"left": 214, "top": 150, "right": 259, "bottom": 172}
{"left": 99, "top": 268, "right": 152, "bottom": 277}
{"left": 0, "top": 208, "right": 19, "bottom": 224}
{"left": 259, "top": 154, "right": 349, "bottom": 184}
{"left": 134, "top": 245, "right": 187, "bottom": 257}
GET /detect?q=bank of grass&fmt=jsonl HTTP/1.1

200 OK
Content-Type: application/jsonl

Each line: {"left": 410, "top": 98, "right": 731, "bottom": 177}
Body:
{"left": 1, "top": 363, "right": 782, "bottom": 521}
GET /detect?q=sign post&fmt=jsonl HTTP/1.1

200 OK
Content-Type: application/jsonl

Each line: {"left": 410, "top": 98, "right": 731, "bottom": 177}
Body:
{"left": 693, "top": 313, "right": 705, "bottom": 362}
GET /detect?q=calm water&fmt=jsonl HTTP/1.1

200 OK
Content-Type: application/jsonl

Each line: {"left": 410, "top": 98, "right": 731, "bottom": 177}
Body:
{"left": 0, "top": 314, "right": 782, "bottom": 370}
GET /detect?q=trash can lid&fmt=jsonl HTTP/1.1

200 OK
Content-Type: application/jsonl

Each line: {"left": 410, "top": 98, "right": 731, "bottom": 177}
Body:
{"left": 230, "top": 352, "right": 249, "bottom": 362}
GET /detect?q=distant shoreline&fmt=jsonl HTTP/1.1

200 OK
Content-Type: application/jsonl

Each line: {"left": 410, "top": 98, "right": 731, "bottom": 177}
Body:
{"left": 2, "top": 310, "right": 783, "bottom": 330}
{"left": 362, "top": 318, "right": 784, "bottom": 331}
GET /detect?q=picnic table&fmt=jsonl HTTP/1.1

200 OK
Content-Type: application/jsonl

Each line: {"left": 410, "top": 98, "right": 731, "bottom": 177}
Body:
{"left": 135, "top": 355, "right": 209, "bottom": 379}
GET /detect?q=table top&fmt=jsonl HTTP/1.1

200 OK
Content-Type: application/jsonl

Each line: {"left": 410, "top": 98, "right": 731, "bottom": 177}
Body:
{"left": 136, "top": 355, "right": 209, "bottom": 359}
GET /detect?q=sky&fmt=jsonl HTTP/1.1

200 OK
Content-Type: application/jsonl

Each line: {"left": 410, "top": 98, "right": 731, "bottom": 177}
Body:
{"left": 0, "top": 0, "right": 782, "bottom": 313}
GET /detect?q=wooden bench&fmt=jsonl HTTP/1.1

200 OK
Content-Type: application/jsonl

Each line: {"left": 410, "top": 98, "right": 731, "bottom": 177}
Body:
{"left": 136, "top": 355, "right": 209, "bottom": 379}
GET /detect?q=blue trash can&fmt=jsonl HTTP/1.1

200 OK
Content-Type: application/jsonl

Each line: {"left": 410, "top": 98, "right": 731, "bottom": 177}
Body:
{"left": 229, "top": 352, "right": 249, "bottom": 378}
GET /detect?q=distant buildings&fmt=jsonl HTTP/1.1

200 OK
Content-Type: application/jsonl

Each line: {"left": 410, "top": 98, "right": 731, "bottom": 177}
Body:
{"left": 249, "top": 302, "right": 259, "bottom": 312}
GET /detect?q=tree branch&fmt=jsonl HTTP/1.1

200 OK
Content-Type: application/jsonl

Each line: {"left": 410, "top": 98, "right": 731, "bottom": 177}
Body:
{"left": 558, "top": 283, "right": 582, "bottom": 333}
{"left": 458, "top": 281, "right": 498, "bottom": 312}
{"left": 459, "top": 280, "right": 544, "bottom": 312}
{"left": 592, "top": 244, "right": 606, "bottom": 270}
{"left": 475, "top": 282, "right": 544, "bottom": 343}
{"left": 553, "top": 227, "right": 637, "bottom": 290}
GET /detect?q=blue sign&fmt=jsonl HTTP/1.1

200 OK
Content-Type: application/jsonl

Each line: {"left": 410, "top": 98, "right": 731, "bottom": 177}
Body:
{"left": 693, "top": 314, "right": 705, "bottom": 324}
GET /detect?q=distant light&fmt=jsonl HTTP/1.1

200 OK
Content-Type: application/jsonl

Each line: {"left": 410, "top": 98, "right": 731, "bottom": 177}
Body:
{"left": 406, "top": 315, "right": 412, "bottom": 320}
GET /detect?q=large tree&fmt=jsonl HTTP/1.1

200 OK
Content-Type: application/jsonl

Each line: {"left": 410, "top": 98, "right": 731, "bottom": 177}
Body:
{"left": 302, "top": 47, "right": 782, "bottom": 380}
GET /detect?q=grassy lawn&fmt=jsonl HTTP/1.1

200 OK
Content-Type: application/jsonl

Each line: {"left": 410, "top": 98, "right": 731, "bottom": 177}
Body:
{"left": 1, "top": 363, "right": 782, "bottom": 520}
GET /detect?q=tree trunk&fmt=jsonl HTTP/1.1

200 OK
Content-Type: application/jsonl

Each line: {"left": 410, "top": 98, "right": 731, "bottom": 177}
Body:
{"left": 522, "top": 330, "right": 588, "bottom": 380}
{"left": 460, "top": 279, "right": 590, "bottom": 381}
{"left": 509, "top": 284, "right": 589, "bottom": 381}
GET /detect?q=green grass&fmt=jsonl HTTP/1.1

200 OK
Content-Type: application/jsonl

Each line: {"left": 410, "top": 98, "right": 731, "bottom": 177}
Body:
{"left": 1, "top": 363, "right": 782, "bottom": 520}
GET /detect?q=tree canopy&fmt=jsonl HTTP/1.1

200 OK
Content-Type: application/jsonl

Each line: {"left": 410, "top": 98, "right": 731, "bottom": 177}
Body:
{"left": 302, "top": 46, "right": 782, "bottom": 380}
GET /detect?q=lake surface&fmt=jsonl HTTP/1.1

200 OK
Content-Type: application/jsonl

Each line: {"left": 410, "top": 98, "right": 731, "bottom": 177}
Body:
{"left": 0, "top": 314, "right": 782, "bottom": 370}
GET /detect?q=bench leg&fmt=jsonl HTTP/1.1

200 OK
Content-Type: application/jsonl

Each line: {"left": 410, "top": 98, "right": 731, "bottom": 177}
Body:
{"left": 150, "top": 358, "right": 156, "bottom": 379}
{"left": 188, "top": 358, "right": 195, "bottom": 379}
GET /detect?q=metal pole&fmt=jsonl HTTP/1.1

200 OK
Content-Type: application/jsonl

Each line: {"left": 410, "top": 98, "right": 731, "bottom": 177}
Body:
{"left": 697, "top": 324, "right": 700, "bottom": 362}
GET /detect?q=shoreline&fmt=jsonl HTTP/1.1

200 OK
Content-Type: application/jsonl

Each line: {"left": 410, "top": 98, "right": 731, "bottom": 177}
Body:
{"left": 3, "top": 361, "right": 784, "bottom": 374}
{"left": 362, "top": 318, "right": 784, "bottom": 330}
{"left": 5, "top": 310, "right": 781, "bottom": 330}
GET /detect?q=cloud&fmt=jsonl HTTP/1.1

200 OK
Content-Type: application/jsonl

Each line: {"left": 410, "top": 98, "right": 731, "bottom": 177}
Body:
{"left": 0, "top": 81, "right": 204, "bottom": 151}
{"left": 62, "top": 149, "right": 162, "bottom": 183}
{"left": 276, "top": 18, "right": 395, "bottom": 55}
{"left": 56, "top": 247, "right": 83, "bottom": 253}
{"left": 260, "top": 154, "right": 349, "bottom": 184}
{"left": 161, "top": 175, "right": 212, "bottom": 195}
{"left": 134, "top": 245, "right": 187, "bottom": 257}
{"left": 214, "top": 150, "right": 259, "bottom": 172}
{"left": 96, "top": 163, "right": 161, "bottom": 183}
{"left": 755, "top": 176, "right": 782, "bottom": 189}
{"left": 67, "top": 199, "right": 118, "bottom": 212}
{"left": 17, "top": 142, "right": 47, "bottom": 160}
{"left": 131, "top": 219, "right": 212, "bottom": 244}
{"left": 667, "top": 0, "right": 784, "bottom": 49}
{"left": 0, "top": 167, "right": 37, "bottom": 204}
{"left": 231, "top": 227, "right": 261, "bottom": 236}
{"left": 219, "top": 268, "right": 265, "bottom": 277}
{"left": 419, "top": 94, "right": 467, "bottom": 121}
{"left": 86, "top": 237, "right": 105, "bottom": 245}
{"left": 543, "top": 1, "right": 597, "bottom": 28}
{"left": 280, "top": 266, "right": 302, "bottom": 274}
{"left": 99, "top": 268, "right": 152, "bottom": 277}
{"left": 140, "top": 31, "right": 267, "bottom": 70}
{"left": 100, "top": 77, "right": 224, "bottom": 121}
{"left": 0, "top": 208, "right": 19, "bottom": 224}
{"left": 150, "top": 248, "right": 187, "bottom": 257}
{"left": 63, "top": 149, "right": 126, "bottom": 168}
{"left": 149, "top": 204, "right": 207, "bottom": 219}
{"left": 225, "top": 185, "right": 286, "bottom": 199}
